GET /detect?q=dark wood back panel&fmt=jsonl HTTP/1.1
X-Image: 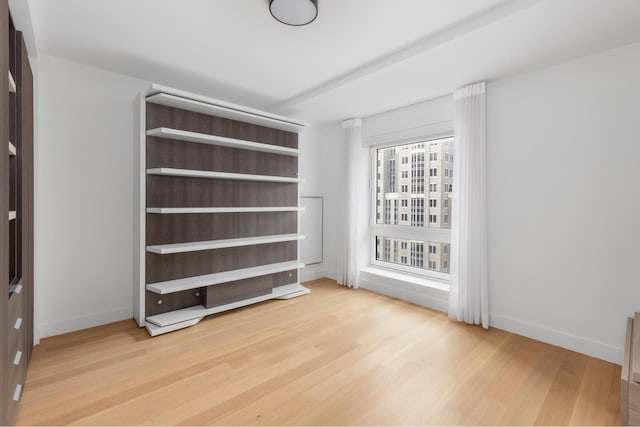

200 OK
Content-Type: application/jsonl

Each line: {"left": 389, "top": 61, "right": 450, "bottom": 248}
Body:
{"left": 146, "top": 175, "right": 297, "bottom": 208}
{"left": 146, "top": 212, "right": 297, "bottom": 245}
{"left": 147, "top": 138, "right": 298, "bottom": 178}
{"left": 146, "top": 241, "right": 297, "bottom": 284}
{"left": 144, "top": 100, "right": 300, "bottom": 320}
{"left": 146, "top": 103, "right": 298, "bottom": 149}
{"left": 145, "top": 288, "right": 203, "bottom": 317}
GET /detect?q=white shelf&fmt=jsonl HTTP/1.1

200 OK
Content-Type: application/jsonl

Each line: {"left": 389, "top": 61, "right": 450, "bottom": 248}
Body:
{"left": 8, "top": 71, "right": 16, "bottom": 93}
{"left": 147, "top": 260, "right": 304, "bottom": 294}
{"left": 8, "top": 142, "right": 16, "bottom": 156}
{"left": 147, "top": 127, "right": 299, "bottom": 156}
{"left": 146, "top": 206, "right": 303, "bottom": 214}
{"left": 147, "top": 233, "right": 304, "bottom": 255}
{"left": 8, "top": 211, "right": 16, "bottom": 221}
{"left": 147, "top": 167, "right": 301, "bottom": 183}
{"left": 146, "top": 283, "right": 309, "bottom": 327}
{"left": 145, "top": 87, "right": 308, "bottom": 134}
{"left": 145, "top": 318, "right": 201, "bottom": 337}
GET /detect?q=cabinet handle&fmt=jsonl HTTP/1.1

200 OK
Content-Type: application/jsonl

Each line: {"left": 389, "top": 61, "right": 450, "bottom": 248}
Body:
{"left": 14, "top": 317, "right": 22, "bottom": 330}
{"left": 13, "top": 350, "right": 22, "bottom": 366}
{"left": 13, "top": 384, "right": 22, "bottom": 401}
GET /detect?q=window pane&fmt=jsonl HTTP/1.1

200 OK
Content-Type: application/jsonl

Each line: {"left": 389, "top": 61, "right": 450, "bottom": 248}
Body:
{"left": 375, "top": 236, "right": 451, "bottom": 273}
{"left": 376, "top": 137, "right": 454, "bottom": 229}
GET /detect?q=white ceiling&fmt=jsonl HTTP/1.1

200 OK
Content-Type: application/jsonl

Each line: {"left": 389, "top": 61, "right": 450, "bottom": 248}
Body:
{"left": 21, "top": 0, "right": 640, "bottom": 124}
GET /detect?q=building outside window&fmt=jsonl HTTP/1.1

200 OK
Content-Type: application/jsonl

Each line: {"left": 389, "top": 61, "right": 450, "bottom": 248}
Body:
{"left": 374, "top": 136, "right": 453, "bottom": 278}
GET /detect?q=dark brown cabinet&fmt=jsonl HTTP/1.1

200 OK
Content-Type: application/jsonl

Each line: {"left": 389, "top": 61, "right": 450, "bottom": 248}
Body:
{"left": 1, "top": 1, "right": 34, "bottom": 423}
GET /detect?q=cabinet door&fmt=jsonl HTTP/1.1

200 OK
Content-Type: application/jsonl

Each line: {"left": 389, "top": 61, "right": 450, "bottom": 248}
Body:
{"left": 19, "top": 31, "right": 33, "bottom": 365}
{"left": 1, "top": 0, "right": 10, "bottom": 423}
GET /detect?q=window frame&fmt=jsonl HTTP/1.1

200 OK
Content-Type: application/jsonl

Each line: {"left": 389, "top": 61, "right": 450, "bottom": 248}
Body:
{"left": 370, "top": 134, "right": 453, "bottom": 281}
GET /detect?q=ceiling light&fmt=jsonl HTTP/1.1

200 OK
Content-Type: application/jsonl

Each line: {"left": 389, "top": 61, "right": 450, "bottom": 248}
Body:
{"left": 269, "top": 0, "right": 318, "bottom": 26}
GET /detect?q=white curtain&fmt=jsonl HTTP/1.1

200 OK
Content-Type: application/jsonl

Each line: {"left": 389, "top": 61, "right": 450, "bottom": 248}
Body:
{"left": 337, "top": 119, "right": 369, "bottom": 288}
{"left": 449, "top": 82, "right": 489, "bottom": 328}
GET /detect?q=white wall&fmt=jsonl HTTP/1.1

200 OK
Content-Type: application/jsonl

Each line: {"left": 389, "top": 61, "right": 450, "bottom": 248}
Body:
{"left": 487, "top": 42, "right": 640, "bottom": 363}
{"left": 34, "top": 54, "right": 341, "bottom": 337}
{"left": 315, "top": 42, "right": 640, "bottom": 364}
{"left": 299, "top": 122, "right": 344, "bottom": 281}
{"left": 36, "top": 55, "right": 148, "bottom": 338}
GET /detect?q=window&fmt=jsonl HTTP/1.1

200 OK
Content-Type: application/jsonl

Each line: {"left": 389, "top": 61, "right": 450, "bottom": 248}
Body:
{"left": 410, "top": 242, "right": 424, "bottom": 268}
{"left": 444, "top": 183, "right": 453, "bottom": 193}
{"left": 445, "top": 153, "right": 449, "bottom": 162}
{"left": 387, "top": 158, "right": 396, "bottom": 193}
{"left": 411, "top": 199, "right": 424, "bottom": 227}
{"left": 444, "top": 168, "right": 449, "bottom": 177}
{"left": 411, "top": 152, "right": 425, "bottom": 194}
{"left": 373, "top": 136, "right": 454, "bottom": 278}
{"left": 444, "top": 214, "right": 449, "bottom": 224}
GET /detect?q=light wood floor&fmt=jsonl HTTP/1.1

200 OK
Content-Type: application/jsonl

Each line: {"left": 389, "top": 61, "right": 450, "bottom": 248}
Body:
{"left": 17, "top": 278, "right": 620, "bottom": 425}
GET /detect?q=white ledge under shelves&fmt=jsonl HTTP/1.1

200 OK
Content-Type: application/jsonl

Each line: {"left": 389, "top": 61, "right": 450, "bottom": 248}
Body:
{"left": 147, "top": 167, "right": 301, "bottom": 183}
{"left": 8, "top": 71, "right": 16, "bottom": 93}
{"left": 146, "top": 283, "right": 310, "bottom": 328}
{"left": 8, "top": 211, "right": 16, "bottom": 221}
{"left": 146, "top": 88, "right": 308, "bottom": 134}
{"left": 8, "top": 142, "right": 16, "bottom": 156}
{"left": 147, "top": 260, "right": 304, "bottom": 294}
{"left": 146, "top": 206, "right": 303, "bottom": 214}
{"left": 147, "top": 233, "right": 305, "bottom": 255}
{"left": 147, "top": 127, "right": 299, "bottom": 156}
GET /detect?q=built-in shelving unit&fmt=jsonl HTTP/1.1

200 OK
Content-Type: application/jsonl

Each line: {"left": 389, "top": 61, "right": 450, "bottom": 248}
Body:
{"left": 134, "top": 85, "right": 310, "bottom": 337}
{"left": 146, "top": 167, "right": 301, "bottom": 183}
{"left": 146, "top": 206, "right": 303, "bottom": 214}
{"left": 7, "top": 70, "right": 15, "bottom": 93}
{"left": 147, "top": 127, "right": 300, "bottom": 156}
{"left": 146, "top": 234, "right": 304, "bottom": 255}
{"left": 8, "top": 141, "right": 15, "bottom": 155}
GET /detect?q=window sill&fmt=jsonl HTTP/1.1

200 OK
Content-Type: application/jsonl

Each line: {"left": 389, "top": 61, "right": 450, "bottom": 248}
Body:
{"left": 360, "top": 266, "right": 450, "bottom": 292}
{"left": 359, "top": 266, "right": 449, "bottom": 313}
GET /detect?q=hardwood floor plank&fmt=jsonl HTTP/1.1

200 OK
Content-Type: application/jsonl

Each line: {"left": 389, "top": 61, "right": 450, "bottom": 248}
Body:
{"left": 16, "top": 278, "right": 621, "bottom": 425}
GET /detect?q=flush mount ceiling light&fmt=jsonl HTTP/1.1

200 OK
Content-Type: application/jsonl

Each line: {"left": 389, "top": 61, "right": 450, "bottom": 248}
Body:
{"left": 269, "top": 0, "right": 318, "bottom": 26}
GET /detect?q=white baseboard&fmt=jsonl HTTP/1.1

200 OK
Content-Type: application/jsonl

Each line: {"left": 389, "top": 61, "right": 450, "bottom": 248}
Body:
{"left": 301, "top": 264, "right": 336, "bottom": 282}
{"left": 490, "top": 312, "right": 623, "bottom": 365}
{"left": 359, "top": 269, "right": 448, "bottom": 314}
{"left": 38, "top": 306, "right": 133, "bottom": 339}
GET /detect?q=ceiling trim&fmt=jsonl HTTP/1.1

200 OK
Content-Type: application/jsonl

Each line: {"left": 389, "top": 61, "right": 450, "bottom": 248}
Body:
{"left": 271, "top": 0, "right": 541, "bottom": 112}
